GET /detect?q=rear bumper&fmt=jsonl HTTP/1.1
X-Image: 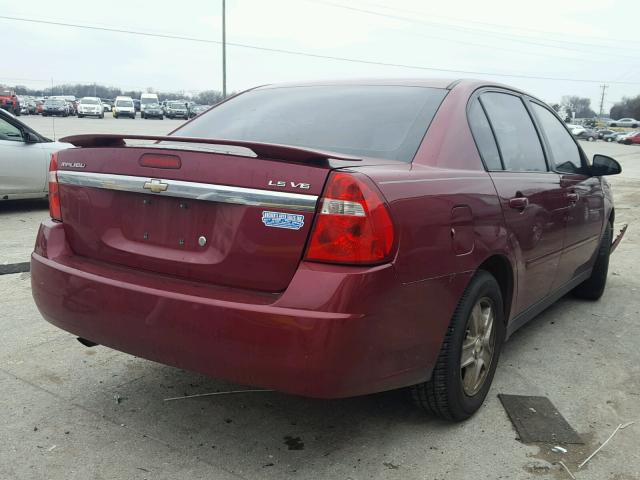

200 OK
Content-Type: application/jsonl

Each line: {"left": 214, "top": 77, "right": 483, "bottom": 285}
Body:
{"left": 31, "top": 220, "right": 468, "bottom": 398}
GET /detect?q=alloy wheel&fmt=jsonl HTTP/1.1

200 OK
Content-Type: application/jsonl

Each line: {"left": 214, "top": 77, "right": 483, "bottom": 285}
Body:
{"left": 460, "top": 297, "right": 496, "bottom": 396}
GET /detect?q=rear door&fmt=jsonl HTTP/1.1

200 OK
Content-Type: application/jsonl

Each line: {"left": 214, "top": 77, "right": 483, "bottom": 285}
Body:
{"left": 528, "top": 101, "right": 604, "bottom": 288}
{"left": 470, "top": 92, "right": 566, "bottom": 315}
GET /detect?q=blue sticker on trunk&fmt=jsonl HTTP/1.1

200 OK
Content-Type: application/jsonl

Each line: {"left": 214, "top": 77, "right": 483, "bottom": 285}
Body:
{"left": 261, "top": 211, "right": 305, "bottom": 230}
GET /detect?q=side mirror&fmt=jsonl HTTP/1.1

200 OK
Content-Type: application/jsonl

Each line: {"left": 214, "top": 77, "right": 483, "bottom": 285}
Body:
{"left": 591, "top": 154, "right": 621, "bottom": 176}
{"left": 23, "top": 131, "right": 39, "bottom": 144}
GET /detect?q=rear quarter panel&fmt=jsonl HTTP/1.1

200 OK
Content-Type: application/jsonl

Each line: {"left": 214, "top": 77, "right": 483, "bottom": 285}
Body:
{"left": 342, "top": 83, "right": 515, "bottom": 377}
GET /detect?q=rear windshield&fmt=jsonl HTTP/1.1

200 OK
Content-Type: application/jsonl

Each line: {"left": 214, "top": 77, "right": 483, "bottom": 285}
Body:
{"left": 45, "top": 100, "right": 64, "bottom": 106}
{"left": 173, "top": 85, "right": 447, "bottom": 162}
{"left": 81, "top": 98, "right": 99, "bottom": 104}
{"left": 141, "top": 97, "right": 158, "bottom": 104}
{"left": 169, "top": 102, "right": 185, "bottom": 108}
{"left": 116, "top": 100, "right": 133, "bottom": 107}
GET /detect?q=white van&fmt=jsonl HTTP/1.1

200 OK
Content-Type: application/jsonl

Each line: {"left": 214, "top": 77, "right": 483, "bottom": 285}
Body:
{"left": 140, "top": 93, "right": 160, "bottom": 118}
{"left": 113, "top": 96, "right": 136, "bottom": 119}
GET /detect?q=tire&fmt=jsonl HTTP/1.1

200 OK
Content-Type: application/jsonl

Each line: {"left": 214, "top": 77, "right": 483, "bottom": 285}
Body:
{"left": 572, "top": 222, "right": 612, "bottom": 300}
{"left": 410, "top": 271, "right": 505, "bottom": 421}
{"left": 607, "top": 138, "right": 613, "bottom": 142}
{"left": 587, "top": 136, "right": 594, "bottom": 141}
{"left": 100, "top": 113, "right": 104, "bottom": 119}
{"left": 114, "top": 114, "right": 118, "bottom": 119}
{"left": 78, "top": 114, "right": 84, "bottom": 118}
{"left": 632, "top": 124, "right": 638, "bottom": 128}
{"left": 610, "top": 123, "right": 617, "bottom": 127}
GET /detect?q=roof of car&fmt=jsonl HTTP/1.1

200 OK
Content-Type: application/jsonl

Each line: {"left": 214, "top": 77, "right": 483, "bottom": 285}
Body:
{"left": 257, "top": 78, "right": 463, "bottom": 90}
{"left": 254, "top": 78, "right": 515, "bottom": 91}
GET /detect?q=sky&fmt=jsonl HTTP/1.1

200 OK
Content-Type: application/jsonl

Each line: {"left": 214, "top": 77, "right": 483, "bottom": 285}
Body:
{"left": 1, "top": 0, "right": 639, "bottom": 114}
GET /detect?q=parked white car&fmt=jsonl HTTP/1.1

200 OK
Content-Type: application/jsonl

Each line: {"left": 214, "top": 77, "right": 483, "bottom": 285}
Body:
{"left": 566, "top": 124, "right": 585, "bottom": 135}
{"left": 77, "top": 97, "right": 104, "bottom": 118}
{"left": 113, "top": 96, "right": 136, "bottom": 119}
{"left": 0, "top": 109, "right": 72, "bottom": 200}
{"left": 608, "top": 118, "right": 639, "bottom": 128}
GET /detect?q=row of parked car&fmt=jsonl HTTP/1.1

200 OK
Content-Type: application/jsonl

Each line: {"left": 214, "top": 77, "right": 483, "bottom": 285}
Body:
{"left": 5, "top": 92, "right": 210, "bottom": 120}
{"left": 567, "top": 124, "right": 640, "bottom": 144}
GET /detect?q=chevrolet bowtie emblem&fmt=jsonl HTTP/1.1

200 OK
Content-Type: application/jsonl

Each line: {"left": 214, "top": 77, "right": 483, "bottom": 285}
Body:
{"left": 143, "top": 179, "right": 168, "bottom": 193}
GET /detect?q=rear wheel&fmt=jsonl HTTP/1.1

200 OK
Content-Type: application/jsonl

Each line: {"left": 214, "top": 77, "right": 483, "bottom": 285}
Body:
{"left": 410, "top": 271, "right": 505, "bottom": 421}
{"left": 572, "top": 222, "right": 612, "bottom": 300}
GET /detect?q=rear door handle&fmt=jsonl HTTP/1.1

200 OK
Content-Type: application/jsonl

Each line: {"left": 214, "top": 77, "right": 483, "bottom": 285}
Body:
{"left": 509, "top": 197, "right": 529, "bottom": 210}
{"left": 567, "top": 192, "right": 579, "bottom": 204}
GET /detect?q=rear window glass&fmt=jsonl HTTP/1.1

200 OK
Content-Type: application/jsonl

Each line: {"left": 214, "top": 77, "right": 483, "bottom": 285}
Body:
{"left": 174, "top": 85, "right": 448, "bottom": 162}
{"left": 116, "top": 100, "right": 133, "bottom": 107}
{"left": 468, "top": 99, "right": 502, "bottom": 170}
{"left": 480, "top": 92, "right": 547, "bottom": 172}
{"left": 81, "top": 98, "right": 99, "bottom": 104}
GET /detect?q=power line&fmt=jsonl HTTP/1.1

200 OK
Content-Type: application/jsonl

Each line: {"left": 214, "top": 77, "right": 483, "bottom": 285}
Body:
{"left": 1, "top": 14, "right": 640, "bottom": 86}
{"left": 350, "top": 0, "right": 640, "bottom": 50}
{"left": 305, "top": 0, "right": 640, "bottom": 60}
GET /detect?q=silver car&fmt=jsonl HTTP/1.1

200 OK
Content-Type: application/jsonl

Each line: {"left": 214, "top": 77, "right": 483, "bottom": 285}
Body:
{"left": 608, "top": 118, "right": 639, "bottom": 128}
{"left": 0, "top": 109, "right": 71, "bottom": 200}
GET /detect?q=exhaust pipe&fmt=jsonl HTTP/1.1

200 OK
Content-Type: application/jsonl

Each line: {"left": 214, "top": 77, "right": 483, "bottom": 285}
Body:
{"left": 77, "top": 337, "right": 98, "bottom": 347}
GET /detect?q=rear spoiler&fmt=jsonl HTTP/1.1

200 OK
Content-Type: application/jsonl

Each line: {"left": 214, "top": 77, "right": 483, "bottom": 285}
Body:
{"left": 60, "top": 134, "right": 362, "bottom": 164}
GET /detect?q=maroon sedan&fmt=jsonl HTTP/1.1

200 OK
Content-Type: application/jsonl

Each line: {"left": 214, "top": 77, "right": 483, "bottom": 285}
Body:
{"left": 623, "top": 132, "right": 640, "bottom": 145}
{"left": 31, "top": 79, "right": 625, "bottom": 421}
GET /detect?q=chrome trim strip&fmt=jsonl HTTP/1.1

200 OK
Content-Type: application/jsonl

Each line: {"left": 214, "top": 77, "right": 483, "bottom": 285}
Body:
{"left": 57, "top": 171, "right": 319, "bottom": 212}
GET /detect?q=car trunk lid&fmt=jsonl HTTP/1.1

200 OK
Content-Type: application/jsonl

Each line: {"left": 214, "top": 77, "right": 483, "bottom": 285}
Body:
{"left": 55, "top": 135, "right": 364, "bottom": 291}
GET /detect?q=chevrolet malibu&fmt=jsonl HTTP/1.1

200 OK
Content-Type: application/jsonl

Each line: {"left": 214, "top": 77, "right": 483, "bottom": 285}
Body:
{"left": 31, "top": 79, "right": 625, "bottom": 421}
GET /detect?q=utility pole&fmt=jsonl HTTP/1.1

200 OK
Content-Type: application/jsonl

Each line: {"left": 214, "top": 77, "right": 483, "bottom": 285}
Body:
{"left": 598, "top": 84, "right": 608, "bottom": 119}
{"left": 222, "top": 0, "right": 227, "bottom": 98}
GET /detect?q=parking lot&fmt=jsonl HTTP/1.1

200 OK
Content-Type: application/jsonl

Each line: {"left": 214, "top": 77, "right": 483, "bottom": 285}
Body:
{"left": 1, "top": 116, "right": 639, "bottom": 479}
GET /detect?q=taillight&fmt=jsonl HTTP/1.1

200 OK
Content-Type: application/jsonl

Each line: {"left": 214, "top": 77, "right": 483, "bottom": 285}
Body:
{"left": 48, "top": 152, "right": 62, "bottom": 222}
{"left": 305, "top": 171, "right": 395, "bottom": 264}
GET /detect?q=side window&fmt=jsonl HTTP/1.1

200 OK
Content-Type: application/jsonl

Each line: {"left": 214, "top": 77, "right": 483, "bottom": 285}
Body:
{"left": 480, "top": 92, "right": 547, "bottom": 172}
{"left": 530, "top": 103, "right": 584, "bottom": 174}
{"left": 468, "top": 99, "right": 502, "bottom": 170}
{"left": 0, "top": 117, "right": 23, "bottom": 142}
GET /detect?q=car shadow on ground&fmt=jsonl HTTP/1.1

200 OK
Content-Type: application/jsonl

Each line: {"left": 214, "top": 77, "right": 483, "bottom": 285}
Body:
{"left": 0, "top": 198, "right": 48, "bottom": 214}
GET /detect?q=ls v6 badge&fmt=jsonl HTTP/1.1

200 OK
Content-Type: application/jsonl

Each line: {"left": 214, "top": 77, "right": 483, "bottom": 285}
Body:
{"left": 268, "top": 180, "right": 311, "bottom": 190}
